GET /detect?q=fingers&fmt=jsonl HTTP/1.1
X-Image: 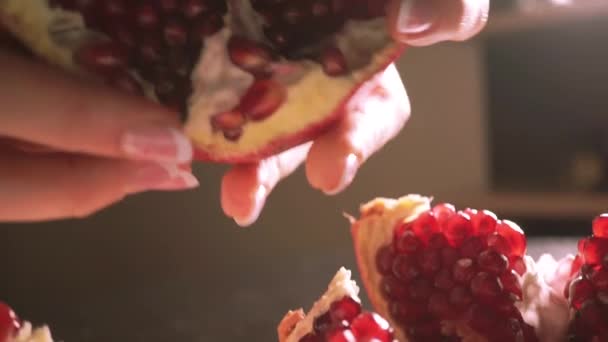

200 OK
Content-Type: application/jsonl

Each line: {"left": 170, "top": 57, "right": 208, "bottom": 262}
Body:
{"left": 221, "top": 143, "right": 311, "bottom": 227}
{"left": 0, "top": 150, "right": 199, "bottom": 222}
{"left": 306, "top": 64, "right": 411, "bottom": 194}
{"left": 387, "top": 0, "right": 489, "bottom": 46}
{"left": 0, "top": 49, "right": 193, "bottom": 164}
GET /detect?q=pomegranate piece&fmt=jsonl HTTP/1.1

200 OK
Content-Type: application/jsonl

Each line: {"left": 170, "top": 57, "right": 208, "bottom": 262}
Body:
{"left": 593, "top": 213, "right": 608, "bottom": 238}
{"left": 0, "top": 302, "right": 20, "bottom": 342}
{"left": 350, "top": 313, "right": 393, "bottom": 342}
{"left": 350, "top": 195, "right": 538, "bottom": 341}
{"left": 237, "top": 79, "right": 287, "bottom": 121}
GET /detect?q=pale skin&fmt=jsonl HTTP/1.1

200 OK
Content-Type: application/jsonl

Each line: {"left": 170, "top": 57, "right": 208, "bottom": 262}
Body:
{"left": 0, "top": 0, "right": 489, "bottom": 224}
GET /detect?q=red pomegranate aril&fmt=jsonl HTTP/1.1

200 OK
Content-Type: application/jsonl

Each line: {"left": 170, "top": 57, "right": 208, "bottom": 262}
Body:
{"left": 329, "top": 297, "right": 361, "bottom": 324}
{"left": 311, "top": 1, "right": 331, "bottom": 17}
{"left": 412, "top": 212, "right": 440, "bottom": 243}
{"left": 75, "top": 41, "right": 129, "bottom": 72}
{"left": 321, "top": 46, "right": 349, "bottom": 77}
{"left": 418, "top": 249, "right": 441, "bottom": 277}
{"left": 428, "top": 291, "right": 457, "bottom": 318}
{"left": 327, "top": 328, "right": 356, "bottom": 342}
{"left": 409, "top": 278, "right": 433, "bottom": 302}
{"left": 238, "top": 79, "right": 287, "bottom": 121}
{"left": 392, "top": 254, "right": 420, "bottom": 282}
{"left": 100, "top": 0, "right": 127, "bottom": 18}
{"left": 105, "top": 70, "right": 142, "bottom": 95}
{"left": 470, "top": 272, "right": 503, "bottom": 301}
{"left": 313, "top": 312, "right": 333, "bottom": 334}
{"left": 135, "top": 4, "right": 161, "bottom": 29}
{"left": 441, "top": 246, "right": 459, "bottom": 266}
{"left": 444, "top": 212, "right": 474, "bottom": 246}
{"left": 164, "top": 19, "right": 189, "bottom": 47}
{"left": 496, "top": 220, "right": 527, "bottom": 257}
{"left": 283, "top": 4, "right": 305, "bottom": 25}
{"left": 300, "top": 332, "right": 321, "bottom": 342}
{"left": 471, "top": 210, "right": 498, "bottom": 236}
{"left": 571, "top": 255, "right": 584, "bottom": 277}
{"left": 510, "top": 255, "right": 527, "bottom": 276}
{"left": 395, "top": 231, "right": 421, "bottom": 255}
{"left": 376, "top": 245, "right": 396, "bottom": 276}
{"left": 453, "top": 258, "right": 476, "bottom": 284}
{"left": 500, "top": 270, "right": 523, "bottom": 300}
{"left": 182, "top": 0, "right": 208, "bottom": 18}
{"left": 448, "top": 286, "right": 473, "bottom": 309}
{"left": 590, "top": 268, "right": 608, "bottom": 290}
{"left": 431, "top": 203, "right": 456, "bottom": 226}
{"left": 158, "top": 0, "right": 179, "bottom": 13}
{"left": 211, "top": 111, "right": 246, "bottom": 132}
{"left": 477, "top": 249, "right": 509, "bottom": 275}
{"left": 469, "top": 304, "right": 498, "bottom": 336}
{"left": 434, "top": 268, "right": 455, "bottom": 290}
{"left": 381, "top": 276, "right": 409, "bottom": 300}
{"left": 138, "top": 36, "right": 164, "bottom": 64}
{"left": 106, "top": 22, "right": 136, "bottom": 48}
{"left": 222, "top": 128, "right": 243, "bottom": 141}
{"left": 487, "top": 233, "right": 512, "bottom": 257}
{"left": 578, "top": 301, "right": 608, "bottom": 333}
{"left": 350, "top": 312, "right": 393, "bottom": 342}
{"left": 406, "top": 320, "right": 442, "bottom": 340}
{"left": 0, "top": 302, "right": 20, "bottom": 342}
{"left": 228, "top": 36, "right": 276, "bottom": 75}
{"left": 569, "top": 277, "right": 596, "bottom": 310}
{"left": 460, "top": 236, "right": 486, "bottom": 258}
{"left": 582, "top": 237, "right": 608, "bottom": 265}
{"left": 389, "top": 301, "right": 428, "bottom": 324}
{"left": 592, "top": 213, "right": 608, "bottom": 238}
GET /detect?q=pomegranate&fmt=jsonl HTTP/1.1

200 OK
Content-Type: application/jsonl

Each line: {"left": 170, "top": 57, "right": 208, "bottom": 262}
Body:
{"left": 348, "top": 195, "right": 541, "bottom": 342}
{"left": 0, "top": 0, "right": 401, "bottom": 163}
{"left": 563, "top": 214, "right": 608, "bottom": 341}
{"left": 0, "top": 301, "right": 54, "bottom": 342}
{"left": 278, "top": 267, "right": 396, "bottom": 342}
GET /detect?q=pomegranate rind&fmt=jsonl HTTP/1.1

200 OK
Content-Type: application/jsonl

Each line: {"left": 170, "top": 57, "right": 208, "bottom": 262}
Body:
{"left": 11, "top": 322, "right": 54, "bottom": 342}
{"left": 280, "top": 267, "right": 361, "bottom": 342}
{"left": 0, "top": 0, "right": 403, "bottom": 163}
{"left": 278, "top": 310, "right": 305, "bottom": 342}
{"left": 349, "top": 194, "right": 432, "bottom": 342}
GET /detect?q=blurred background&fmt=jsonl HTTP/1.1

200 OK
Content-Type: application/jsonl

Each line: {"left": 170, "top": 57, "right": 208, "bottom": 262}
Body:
{"left": 2, "top": 0, "right": 608, "bottom": 341}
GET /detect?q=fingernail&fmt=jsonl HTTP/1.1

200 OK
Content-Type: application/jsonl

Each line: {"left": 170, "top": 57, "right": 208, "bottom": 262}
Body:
{"left": 121, "top": 126, "right": 193, "bottom": 164}
{"left": 234, "top": 185, "right": 267, "bottom": 227}
{"left": 324, "top": 154, "right": 359, "bottom": 195}
{"left": 127, "top": 163, "right": 199, "bottom": 194}
{"left": 397, "top": 0, "right": 436, "bottom": 34}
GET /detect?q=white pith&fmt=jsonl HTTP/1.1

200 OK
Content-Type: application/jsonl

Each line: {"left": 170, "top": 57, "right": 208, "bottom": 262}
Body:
{"left": 0, "top": 0, "right": 397, "bottom": 161}
{"left": 10, "top": 322, "right": 54, "bottom": 342}
{"left": 285, "top": 267, "right": 361, "bottom": 342}
{"left": 350, "top": 194, "right": 567, "bottom": 342}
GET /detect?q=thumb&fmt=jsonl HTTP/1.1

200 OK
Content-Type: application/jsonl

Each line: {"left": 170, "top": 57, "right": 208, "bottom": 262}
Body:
{"left": 387, "top": 0, "right": 490, "bottom": 46}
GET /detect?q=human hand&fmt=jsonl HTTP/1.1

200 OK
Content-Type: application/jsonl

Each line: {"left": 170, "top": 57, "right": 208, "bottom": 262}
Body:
{"left": 221, "top": 0, "right": 490, "bottom": 226}
{"left": 0, "top": 46, "right": 198, "bottom": 222}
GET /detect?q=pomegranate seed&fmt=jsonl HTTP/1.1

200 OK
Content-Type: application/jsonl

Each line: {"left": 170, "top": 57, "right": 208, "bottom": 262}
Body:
{"left": 395, "top": 231, "right": 421, "bottom": 254}
{"left": 510, "top": 255, "right": 527, "bottom": 276}
{"left": 182, "top": 0, "right": 208, "bottom": 18}
{"left": 477, "top": 249, "right": 509, "bottom": 275}
{"left": 329, "top": 297, "right": 361, "bottom": 324}
{"left": 441, "top": 246, "right": 460, "bottom": 266}
{"left": 500, "top": 270, "right": 523, "bottom": 300}
{"left": 471, "top": 210, "right": 498, "bottom": 236}
{"left": 238, "top": 79, "right": 286, "bottom": 121}
{"left": 428, "top": 233, "right": 448, "bottom": 249}
{"left": 434, "top": 268, "right": 455, "bottom": 290}
{"left": 331, "top": 0, "right": 346, "bottom": 12}
{"left": 569, "top": 277, "right": 595, "bottom": 309}
{"left": 100, "top": 0, "right": 127, "bottom": 18}
{"left": 392, "top": 254, "right": 420, "bottom": 282}
{"left": 471, "top": 272, "right": 503, "bottom": 301}
{"left": 105, "top": 70, "right": 142, "bottom": 95}
{"left": 321, "top": 46, "right": 348, "bottom": 76}
{"left": 138, "top": 36, "right": 164, "bottom": 63}
{"left": 222, "top": 128, "right": 243, "bottom": 141}
{"left": 469, "top": 304, "right": 499, "bottom": 336}
{"left": 412, "top": 212, "right": 440, "bottom": 242}
{"left": 409, "top": 278, "right": 433, "bottom": 302}
{"left": 571, "top": 255, "right": 584, "bottom": 277}
{"left": 74, "top": 41, "right": 129, "bottom": 72}
{"left": 582, "top": 237, "right": 608, "bottom": 265}
{"left": 444, "top": 212, "right": 474, "bottom": 246}
{"left": 211, "top": 111, "right": 246, "bottom": 132}
{"left": 191, "top": 13, "right": 224, "bottom": 42}
{"left": 418, "top": 249, "right": 441, "bottom": 277}
{"left": 375, "top": 245, "right": 396, "bottom": 276}
{"left": 228, "top": 36, "right": 275, "bottom": 75}
{"left": 158, "top": 0, "right": 179, "bottom": 13}
{"left": 350, "top": 313, "right": 393, "bottom": 342}
{"left": 448, "top": 286, "right": 473, "bottom": 309}
{"left": 487, "top": 233, "right": 512, "bottom": 256}
{"left": 313, "top": 312, "right": 332, "bottom": 334}
{"left": 264, "top": 27, "right": 292, "bottom": 48}
{"left": 283, "top": 4, "right": 305, "bottom": 24}
{"left": 389, "top": 301, "right": 427, "bottom": 324}
{"left": 428, "top": 291, "right": 457, "bottom": 318}
{"left": 406, "top": 320, "right": 442, "bottom": 339}
{"left": 311, "top": 1, "right": 330, "bottom": 16}
{"left": 453, "top": 258, "right": 476, "bottom": 284}
{"left": 381, "top": 276, "right": 408, "bottom": 300}
{"left": 0, "top": 302, "right": 20, "bottom": 342}
{"left": 579, "top": 301, "right": 608, "bottom": 334}
{"left": 299, "top": 332, "right": 321, "bottom": 342}
{"left": 460, "top": 236, "right": 486, "bottom": 258}
{"left": 106, "top": 22, "right": 136, "bottom": 48}
{"left": 135, "top": 4, "right": 161, "bottom": 29}
{"left": 164, "top": 19, "right": 189, "bottom": 47}
{"left": 590, "top": 268, "right": 608, "bottom": 291}
{"left": 496, "top": 220, "right": 527, "bottom": 257}
{"left": 596, "top": 291, "right": 608, "bottom": 305}
{"left": 593, "top": 214, "right": 608, "bottom": 238}
{"left": 327, "top": 328, "right": 356, "bottom": 342}
{"left": 431, "top": 203, "right": 456, "bottom": 226}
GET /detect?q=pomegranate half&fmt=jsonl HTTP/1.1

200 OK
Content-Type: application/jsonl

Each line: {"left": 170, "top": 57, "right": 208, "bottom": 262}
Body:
{"left": 0, "top": 301, "right": 54, "bottom": 342}
{"left": 0, "top": 0, "right": 401, "bottom": 163}
{"left": 348, "top": 194, "right": 542, "bottom": 342}
{"left": 278, "top": 267, "right": 397, "bottom": 342}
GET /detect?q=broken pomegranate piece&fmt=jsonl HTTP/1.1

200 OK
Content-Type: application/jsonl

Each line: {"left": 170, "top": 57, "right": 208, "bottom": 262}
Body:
{"left": 1, "top": 0, "right": 401, "bottom": 163}
{"left": 278, "top": 268, "right": 396, "bottom": 342}
{"left": 349, "top": 195, "right": 540, "bottom": 342}
{"left": 0, "top": 301, "right": 54, "bottom": 342}
{"left": 564, "top": 214, "right": 608, "bottom": 341}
